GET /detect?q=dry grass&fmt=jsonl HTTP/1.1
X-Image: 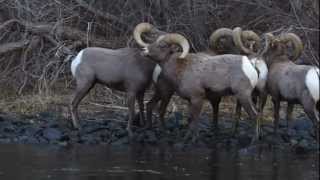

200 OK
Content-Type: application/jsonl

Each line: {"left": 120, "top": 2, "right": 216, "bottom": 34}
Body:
{"left": 0, "top": 85, "right": 307, "bottom": 125}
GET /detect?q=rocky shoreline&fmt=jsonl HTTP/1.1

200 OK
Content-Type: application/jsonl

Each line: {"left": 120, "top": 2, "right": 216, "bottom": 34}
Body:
{"left": 0, "top": 111, "right": 318, "bottom": 153}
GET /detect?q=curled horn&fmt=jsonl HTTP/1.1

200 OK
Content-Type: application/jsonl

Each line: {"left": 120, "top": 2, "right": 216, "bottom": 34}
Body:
{"left": 259, "top": 33, "right": 275, "bottom": 56}
{"left": 158, "top": 33, "right": 190, "bottom": 59}
{"left": 278, "top": 33, "right": 303, "bottom": 61}
{"left": 232, "top": 27, "right": 255, "bottom": 55}
{"left": 209, "top": 28, "right": 233, "bottom": 50}
{"left": 242, "top": 30, "right": 261, "bottom": 52}
{"left": 133, "top": 22, "right": 154, "bottom": 47}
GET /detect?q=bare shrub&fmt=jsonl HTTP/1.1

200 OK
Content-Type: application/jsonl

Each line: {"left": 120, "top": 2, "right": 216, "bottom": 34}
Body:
{"left": 0, "top": 0, "right": 318, "bottom": 97}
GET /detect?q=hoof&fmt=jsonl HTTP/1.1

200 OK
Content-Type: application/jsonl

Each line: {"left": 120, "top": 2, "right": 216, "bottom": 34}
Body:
{"left": 250, "top": 135, "right": 261, "bottom": 145}
{"left": 183, "top": 128, "right": 199, "bottom": 144}
{"left": 71, "top": 123, "right": 81, "bottom": 131}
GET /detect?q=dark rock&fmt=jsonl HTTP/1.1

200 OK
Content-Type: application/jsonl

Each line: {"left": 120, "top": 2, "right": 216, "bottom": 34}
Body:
{"left": 145, "top": 130, "right": 157, "bottom": 144}
{"left": 0, "top": 138, "right": 10, "bottom": 143}
{"left": 135, "top": 132, "right": 146, "bottom": 143}
{"left": 278, "top": 119, "right": 288, "bottom": 128}
{"left": 264, "top": 134, "right": 284, "bottom": 144}
{"left": 287, "top": 129, "right": 297, "bottom": 137}
{"left": 114, "top": 129, "right": 127, "bottom": 138}
{"left": 38, "top": 112, "right": 53, "bottom": 119}
{"left": 80, "top": 122, "right": 108, "bottom": 135}
{"left": 19, "top": 135, "right": 39, "bottom": 144}
{"left": 296, "top": 130, "right": 313, "bottom": 141}
{"left": 226, "top": 138, "right": 238, "bottom": 147}
{"left": 292, "top": 119, "right": 313, "bottom": 131}
{"left": 238, "top": 134, "right": 251, "bottom": 146}
{"left": 78, "top": 135, "right": 98, "bottom": 144}
{"left": 46, "top": 120, "right": 59, "bottom": 128}
{"left": 173, "top": 142, "right": 185, "bottom": 149}
{"left": 3, "top": 125, "right": 16, "bottom": 133}
{"left": 262, "top": 126, "right": 274, "bottom": 134}
{"left": 290, "top": 139, "right": 298, "bottom": 146}
{"left": 37, "top": 136, "right": 49, "bottom": 144}
{"left": 294, "top": 140, "right": 309, "bottom": 154}
{"left": 238, "top": 145, "right": 259, "bottom": 156}
{"left": 0, "top": 110, "right": 318, "bottom": 151}
{"left": 222, "top": 121, "right": 233, "bottom": 129}
{"left": 43, "top": 128, "right": 63, "bottom": 141}
{"left": 20, "top": 126, "right": 39, "bottom": 137}
{"left": 111, "top": 136, "right": 129, "bottom": 146}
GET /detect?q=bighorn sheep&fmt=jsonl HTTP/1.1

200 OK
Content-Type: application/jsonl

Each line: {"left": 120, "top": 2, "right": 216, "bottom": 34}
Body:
{"left": 236, "top": 31, "right": 319, "bottom": 140}
{"left": 69, "top": 23, "right": 165, "bottom": 137}
{"left": 231, "top": 27, "right": 269, "bottom": 135}
{"left": 141, "top": 33, "right": 260, "bottom": 140}
{"left": 145, "top": 28, "right": 261, "bottom": 130}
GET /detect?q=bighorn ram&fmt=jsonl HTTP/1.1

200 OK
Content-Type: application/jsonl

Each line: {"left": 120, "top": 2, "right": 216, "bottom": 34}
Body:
{"left": 235, "top": 31, "right": 319, "bottom": 140}
{"left": 70, "top": 23, "right": 165, "bottom": 137}
{"left": 144, "top": 28, "right": 261, "bottom": 130}
{"left": 141, "top": 33, "right": 260, "bottom": 140}
{"left": 231, "top": 27, "right": 269, "bottom": 134}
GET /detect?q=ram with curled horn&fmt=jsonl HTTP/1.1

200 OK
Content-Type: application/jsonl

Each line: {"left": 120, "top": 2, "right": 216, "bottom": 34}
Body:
{"left": 69, "top": 22, "right": 167, "bottom": 137}
{"left": 207, "top": 27, "right": 261, "bottom": 55}
{"left": 239, "top": 30, "right": 319, "bottom": 141}
{"left": 141, "top": 33, "right": 261, "bottom": 142}
{"left": 143, "top": 27, "right": 261, "bottom": 132}
{"left": 231, "top": 27, "right": 269, "bottom": 136}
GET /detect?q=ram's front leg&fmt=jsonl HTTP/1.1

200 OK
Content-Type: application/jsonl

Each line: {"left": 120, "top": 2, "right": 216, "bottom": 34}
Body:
{"left": 127, "top": 92, "right": 136, "bottom": 138}
{"left": 184, "top": 96, "right": 204, "bottom": 143}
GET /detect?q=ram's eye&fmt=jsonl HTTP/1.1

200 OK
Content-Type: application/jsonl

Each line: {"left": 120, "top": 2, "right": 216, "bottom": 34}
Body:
{"left": 159, "top": 43, "right": 167, "bottom": 48}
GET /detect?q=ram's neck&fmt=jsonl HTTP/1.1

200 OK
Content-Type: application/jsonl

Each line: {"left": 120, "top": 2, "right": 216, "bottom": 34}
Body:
{"left": 264, "top": 52, "right": 290, "bottom": 68}
{"left": 160, "top": 53, "right": 190, "bottom": 87}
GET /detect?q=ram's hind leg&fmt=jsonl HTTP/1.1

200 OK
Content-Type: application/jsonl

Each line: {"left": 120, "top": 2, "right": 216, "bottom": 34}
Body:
{"left": 232, "top": 100, "right": 242, "bottom": 136}
{"left": 272, "top": 98, "right": 281, "bottom": 135}
{"left": 146, "top": 91, "right": 161, "bottom": 128}
{"left": 70, "top": 77, "right": 95, "bottom": 129}
{"left": 286, "top": 103, "right": 294, "bottom": 131}
{"left": 235, "top": 92, "right": 258, "bottom": 141}
{"left": 301, "top": 96, "right": 319, "bottom": 142}
{"left": 208, "top": 97, "right": 221, "bottom": 130}
{"left": 137, "top": 92, "right": 145, "bottom": 126}
{"left": 127, "top": 92, "right": 137, "bottom": 138}
{"left": 158, "top": 93, "right": 173, "bottom": 130}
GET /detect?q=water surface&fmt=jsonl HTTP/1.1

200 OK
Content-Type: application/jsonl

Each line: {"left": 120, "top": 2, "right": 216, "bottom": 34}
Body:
{"left": 0, "top": 144, "right": 318, "bottom": 180}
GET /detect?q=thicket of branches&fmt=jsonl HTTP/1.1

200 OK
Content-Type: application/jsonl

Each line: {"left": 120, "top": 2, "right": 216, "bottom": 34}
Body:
{"left": 0, "top": 0, "right": 319, "bottom": 96}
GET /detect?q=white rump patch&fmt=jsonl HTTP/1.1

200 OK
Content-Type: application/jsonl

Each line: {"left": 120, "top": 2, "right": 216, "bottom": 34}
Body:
{"left": 71, "top": 50, "right": 84, "bottom": 77}
{"left": 251, "top": 58, "right": 268, "bottom": 90}
{"left": 305, "top": 67, "right": 319, "bottom": 102}
{"left": 242, "top": 56, "right": 258, "bottom": 87}
{"left": 152, "top": 64, "right": 162, "bottom": 83}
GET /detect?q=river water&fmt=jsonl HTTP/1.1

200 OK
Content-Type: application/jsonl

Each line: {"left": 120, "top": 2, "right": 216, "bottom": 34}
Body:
{"left": 0, "top": 144, "right": 318, "bottom": 180}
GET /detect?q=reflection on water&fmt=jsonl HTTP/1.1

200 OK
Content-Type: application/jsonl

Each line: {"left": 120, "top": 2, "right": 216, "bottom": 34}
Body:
{"left": 0, "top": 144, "right": 318, "bottom": 180}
